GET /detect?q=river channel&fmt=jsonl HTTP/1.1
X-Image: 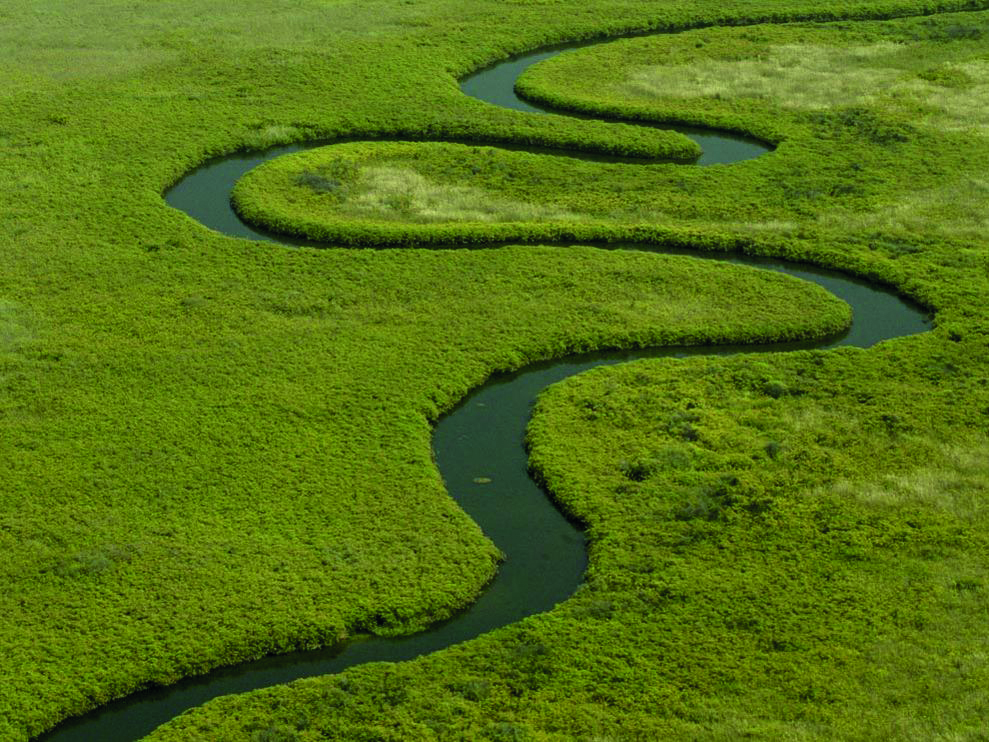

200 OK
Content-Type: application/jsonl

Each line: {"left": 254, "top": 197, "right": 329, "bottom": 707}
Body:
{"left": 38, "top": 33, "right": 930, "bottom": 742}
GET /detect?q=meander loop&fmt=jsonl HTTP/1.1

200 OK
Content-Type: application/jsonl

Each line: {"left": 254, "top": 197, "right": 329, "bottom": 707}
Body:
{"left": 37, "top": 27, "right": 931, "bottom": 742}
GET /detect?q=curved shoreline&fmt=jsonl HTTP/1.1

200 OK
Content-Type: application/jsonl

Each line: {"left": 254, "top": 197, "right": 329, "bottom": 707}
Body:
{"left": 39, "top": 31, "right": 930, "bottom": 742}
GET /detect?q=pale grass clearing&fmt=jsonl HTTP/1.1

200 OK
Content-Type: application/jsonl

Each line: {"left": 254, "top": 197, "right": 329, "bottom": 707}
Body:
{"left": 827, "top": 440, "right": 989, "bottom": 521}
{"left": 621, "top": 44, "right": 989, "bottom": 134}
{"left": 817, "top": 176, "right": 989, "bottom": 241}
{"left": 621, "top": 43, "right": 904, "bottom": 109}
{"left": 719, "top": 179, "right": 988, "bottom": 242}
{"left": 780, "top": 403, "right": 855, "bottom": 440}
{"left": 244, "top": 125, "right": 306, "bottom": 149}
{"left": 892, "top": 59, "right": 989, "bottom": 133}
{"left": 342, "top": 166, "right": 582, "bottom": 223}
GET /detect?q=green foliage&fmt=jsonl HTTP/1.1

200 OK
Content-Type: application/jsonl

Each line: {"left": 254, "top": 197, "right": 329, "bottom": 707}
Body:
{"left": 1, "top": 1, "right": 989, "bottom": 741}
{"left": 294, "top": 171, "right": 345, "bottom": 196}
{"left": 917, "top": 63, "right": 976, "bottom": 86}
{"left": 250, "top": 726, "right": 301, "bottom": 742}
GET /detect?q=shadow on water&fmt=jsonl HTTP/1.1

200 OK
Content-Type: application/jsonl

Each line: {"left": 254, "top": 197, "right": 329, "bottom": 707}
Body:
{"left": 39, "top": 30, "right": 930, "bottom": 742}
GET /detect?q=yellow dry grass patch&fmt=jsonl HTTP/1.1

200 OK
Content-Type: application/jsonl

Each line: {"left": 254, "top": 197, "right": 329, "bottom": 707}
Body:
{"left": 621, "top": 43, "right": 904, "bottom": 109}
{"left": 343, "top": 166, "right": 582, "bottom": 223}
{"left": 828, "top": 440, "right": 989, "bottom": 521}
{"left": 621, "top": 44, "right": 989, "bottom": 135}
{"left": 894, "top": 59, "right": 989, "bottom": 133}
{"left": 818, "top": 176, "right": 989, "bottom": 241}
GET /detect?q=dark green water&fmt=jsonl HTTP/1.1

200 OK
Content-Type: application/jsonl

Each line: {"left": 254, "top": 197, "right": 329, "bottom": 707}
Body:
{"left": 461, "top": 43, "right": 769, "bottom": 165}
{"left": 38, "top": 36, "right": 930, "bottom": 742}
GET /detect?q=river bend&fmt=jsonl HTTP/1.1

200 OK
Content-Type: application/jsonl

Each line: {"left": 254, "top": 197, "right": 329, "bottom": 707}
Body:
{"left": 38, "top": 31, "right": 931, "bottom": 742}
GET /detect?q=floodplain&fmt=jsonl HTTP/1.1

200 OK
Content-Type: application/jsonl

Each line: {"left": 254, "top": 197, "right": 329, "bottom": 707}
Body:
{"left": 1, "top": 1, "right": 988, "bottom": 740}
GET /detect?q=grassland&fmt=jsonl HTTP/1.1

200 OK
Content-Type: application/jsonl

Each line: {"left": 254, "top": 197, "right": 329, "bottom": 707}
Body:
{"left": 1, "top": 1, "right": 988, "bottom": 740}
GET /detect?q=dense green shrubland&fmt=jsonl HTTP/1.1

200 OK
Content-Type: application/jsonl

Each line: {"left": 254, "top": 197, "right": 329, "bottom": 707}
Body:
{"left": 1, "top": 0, "right": 988, "bottom": 740}
{"left": 154, "top": 340, "right": 989, "bottom": 740}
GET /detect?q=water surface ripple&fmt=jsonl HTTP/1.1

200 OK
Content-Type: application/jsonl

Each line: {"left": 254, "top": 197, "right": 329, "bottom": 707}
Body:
{"left": 39, "top": 33, "right": 930, "bottom": 742}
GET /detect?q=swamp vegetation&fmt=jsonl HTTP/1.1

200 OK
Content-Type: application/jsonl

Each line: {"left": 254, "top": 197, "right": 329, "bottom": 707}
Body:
{"left": 1, "top": 1, "right": 988, "bottom": 740}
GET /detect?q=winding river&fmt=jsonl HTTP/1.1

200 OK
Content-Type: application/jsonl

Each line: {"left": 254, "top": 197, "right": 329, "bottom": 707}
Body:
{"left": 38, "top": 33, "right": 930, "bottom": 742}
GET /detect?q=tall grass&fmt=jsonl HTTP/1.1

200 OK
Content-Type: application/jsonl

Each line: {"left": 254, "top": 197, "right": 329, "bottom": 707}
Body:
{"left": 620, "top": 42, "right": 989, "bottom": 133}
{"left": 336, "top": 165, "right": 582, "bottom": 223}
{"left": 622, "top": 43, "right": 903, "bottom": 109}
{"left": 817, "top": 175, "right": 989, "bottom": 239}
{"left": 830, "top": 440, "right": 989, "bottom": 520}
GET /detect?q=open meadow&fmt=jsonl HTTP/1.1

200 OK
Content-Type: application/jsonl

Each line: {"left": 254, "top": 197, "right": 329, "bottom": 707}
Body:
{"left": 1, "top": 1, "right": 988, "bottom": 740}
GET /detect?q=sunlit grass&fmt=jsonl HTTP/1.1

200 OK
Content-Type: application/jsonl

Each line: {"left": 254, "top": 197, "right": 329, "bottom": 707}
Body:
{"left": 319, "top": 165, "right": 583, "bottom": 223}
{"left": 893, "top": 59, "right": 989, "bottom": 132}
{"left": 730, "top": 177, "right": 989, "bottom": 242}
{"left": 829, "top": 440, "right": 989, "bottom": 521}
{"left": 817, "top": 176, "right": 989, "bottom": 240}
{"left": 621, "top": 43, "right": 904, "bottom": 109}
{"left": 619, "top": 42, "right": 989, "bottom": 135}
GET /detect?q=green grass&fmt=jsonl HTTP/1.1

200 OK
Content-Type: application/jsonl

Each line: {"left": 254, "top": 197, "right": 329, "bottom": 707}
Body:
{"left": 517, "top": 10, "right": 989, "bottom": 244}
{"left": 615, "top": 42, "right": 989, "bottom": 133}
{"left": 1, "top": 0, "right": 988, "bottom": 740}
{"left": 522, "top": 346, "right": 989, "bottom": 740}
{"left": 236, "top": 144, "right": 585, "bottom": 226}
{"left": 828, "top": 440, "right": 989, "bottom": 518}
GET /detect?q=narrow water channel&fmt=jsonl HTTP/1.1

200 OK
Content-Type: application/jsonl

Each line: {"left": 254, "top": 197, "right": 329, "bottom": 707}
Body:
{"left": 38, "top": 33, "right": 930, "bottom": 742}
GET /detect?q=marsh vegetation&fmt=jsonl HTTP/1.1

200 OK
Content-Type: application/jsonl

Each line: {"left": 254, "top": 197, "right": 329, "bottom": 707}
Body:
{"left": 1, "top": 1, "right": 987, "bottom": 740}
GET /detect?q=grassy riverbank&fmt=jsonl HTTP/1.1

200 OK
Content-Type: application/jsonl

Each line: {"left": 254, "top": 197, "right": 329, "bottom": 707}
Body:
{"left": 1, "top": 1, "right": 987, "bottom": 740}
